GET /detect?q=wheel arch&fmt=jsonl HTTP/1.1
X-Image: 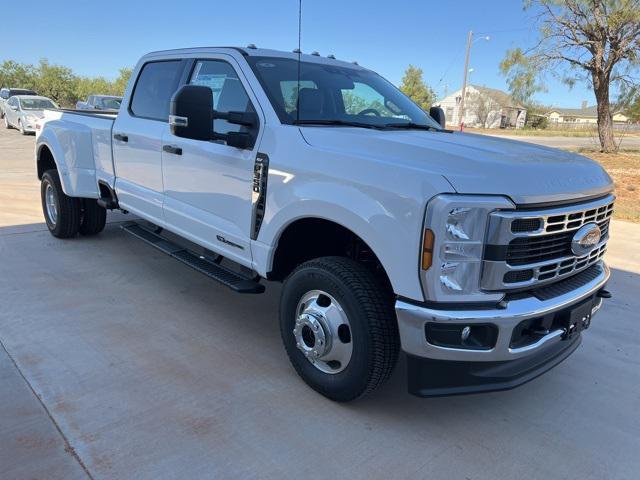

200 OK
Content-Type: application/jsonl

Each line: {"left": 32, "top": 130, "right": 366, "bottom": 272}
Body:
{"left": 266, "top": 215, "right": 394, "bottom": 295}
{"left": 36, "top": 130, "right": 99, "bottom": 198}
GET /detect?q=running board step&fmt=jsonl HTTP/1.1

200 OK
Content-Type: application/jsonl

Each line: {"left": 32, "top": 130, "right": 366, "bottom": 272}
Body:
{"left": 121, "top": 223, "right": 265, "bottom": 294}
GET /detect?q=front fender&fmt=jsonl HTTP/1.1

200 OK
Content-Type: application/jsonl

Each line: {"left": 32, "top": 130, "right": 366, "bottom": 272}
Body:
{"left": 256, "top": 179, "right": 427, "bottom": 301}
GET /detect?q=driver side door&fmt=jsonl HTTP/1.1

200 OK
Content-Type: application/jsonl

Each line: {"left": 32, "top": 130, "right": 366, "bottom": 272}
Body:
{"left": 161, "top": 56, "right": 263, "bottom": 267}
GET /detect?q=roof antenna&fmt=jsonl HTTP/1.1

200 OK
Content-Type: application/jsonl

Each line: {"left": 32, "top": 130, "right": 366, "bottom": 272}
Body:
{"left": 296, "top": 0, "right": 302, "bottom": 125}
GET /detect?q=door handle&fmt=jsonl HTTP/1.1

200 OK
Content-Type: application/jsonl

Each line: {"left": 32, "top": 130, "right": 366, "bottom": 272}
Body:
{"left": 163, "top": 145, "right": 182, "bottom": 155}
{"left": 113, "top": 133, "right": 128, "bottom": 142}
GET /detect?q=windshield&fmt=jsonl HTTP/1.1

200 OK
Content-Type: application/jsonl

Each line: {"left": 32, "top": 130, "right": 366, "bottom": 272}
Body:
{"left": 246, "top": 56, "right": 441, "bottom": 129}
{"left": 20, "top": 98, "right": 57, "bottom": 110}
{"left": 99, "top": 97, "right": 122, "bottom": 109}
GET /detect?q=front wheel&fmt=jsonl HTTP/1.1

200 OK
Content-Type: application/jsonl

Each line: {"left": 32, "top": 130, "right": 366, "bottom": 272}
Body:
{"left": 41, "top": 170, "right": 81, "bottom": 238}
{"left": 280, "top": 257, "right": 400, "bottom": 401}
{"left": 18, "top": 119, "right": 27, "bottom": 135}
{"left": 4, "top": 115, "right": 10, "bottom": 129}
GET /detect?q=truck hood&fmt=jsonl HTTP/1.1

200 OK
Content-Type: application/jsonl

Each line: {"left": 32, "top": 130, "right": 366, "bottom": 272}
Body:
{"left": 299, "top": 127, "right": 613, "bottom": 205}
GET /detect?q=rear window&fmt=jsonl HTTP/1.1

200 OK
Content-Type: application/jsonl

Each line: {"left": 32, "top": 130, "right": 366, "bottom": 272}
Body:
{"left": 130, "top": 61, "right": 183, "bottom": 121}
{"left": 9, "top": 89, "right": 36, "bottom": 97}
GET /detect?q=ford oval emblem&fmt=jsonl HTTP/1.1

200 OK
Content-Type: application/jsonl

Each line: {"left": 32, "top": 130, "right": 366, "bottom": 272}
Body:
{"left": 571, "top": 223, "right": 601, "bottom": 256}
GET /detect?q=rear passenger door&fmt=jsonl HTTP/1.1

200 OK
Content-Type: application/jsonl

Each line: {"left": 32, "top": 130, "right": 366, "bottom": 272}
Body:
{"left": 160, "top": 56, "right": 263, "bottom": 267}
{"left": 112, "top": 59, "right": 186, "bottom": 224}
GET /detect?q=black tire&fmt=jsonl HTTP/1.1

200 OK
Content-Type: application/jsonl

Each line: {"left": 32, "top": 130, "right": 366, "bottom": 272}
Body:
{"left": 41, "top": 170, "right": 81, "bottom": 238}
{"left": 79, "top": 199, "right": 107, "bottom": 236}
{"left": 280, "top": 256, "right": 400, "bottom": 401}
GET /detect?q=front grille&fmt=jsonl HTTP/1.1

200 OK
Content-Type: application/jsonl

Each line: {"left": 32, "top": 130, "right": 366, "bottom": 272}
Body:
{"left": 511, "top": 218, "right": 541, "bottom": 233}
{"left": 506, "top": 217, "right": 610, "bottom": 266}
{"left": 482, "top": 195, "right": 614, "bottom": 291}
{"left": 532, "top": 264, "right": 604, "bottom": 301}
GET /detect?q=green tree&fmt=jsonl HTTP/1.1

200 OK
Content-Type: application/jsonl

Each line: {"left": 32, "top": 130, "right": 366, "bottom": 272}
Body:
{"left": 399, "top": 65, "right": 435, "bottom": 111}
{"left": 501, "top": 0, "right": 640, "bottom": 152}
{"left": 0, "top": 60, "right": 37, "bottom": 89}
{"left": 618, "top": 85, "right": 640, "bottom": 122}
{"left": 1, "top": 58, "right": 133, "bottom": 107}
{"left": 34, "top": 59, "right": 79, "bottom": 106}
{"left": 112, "top": 67, "right": 133, "bottom": 96}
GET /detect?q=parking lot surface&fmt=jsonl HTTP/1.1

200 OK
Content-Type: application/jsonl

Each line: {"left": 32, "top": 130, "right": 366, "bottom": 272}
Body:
{"left": 485, "top": 134, "right": 640, "bottom": 150}
{"left": 1, "top": 127, "right": 639, "bottom": 480}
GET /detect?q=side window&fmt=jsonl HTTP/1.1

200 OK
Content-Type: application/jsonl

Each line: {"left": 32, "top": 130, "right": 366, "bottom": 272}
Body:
{"left": 7, "top": 97, "right": 16, "bottom": 107}
{"left": 130, "top": 60, "right": 184, "bottom": 121}
{"left": 189, "top": 60, "right": 255, "bottom": 134}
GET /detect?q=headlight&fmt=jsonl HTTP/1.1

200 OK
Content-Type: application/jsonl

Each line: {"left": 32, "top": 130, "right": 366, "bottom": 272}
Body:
{"left": 421, "top": 194, "right": 514, "bottom": 302}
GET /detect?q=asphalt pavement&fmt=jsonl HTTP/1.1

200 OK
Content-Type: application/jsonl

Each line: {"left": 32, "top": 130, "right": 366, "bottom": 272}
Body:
{"left": 1, "top": 126, "right": 639, "bottom": 480}
{"left": 485, "top": 133, "right": 640, "bottom": 150}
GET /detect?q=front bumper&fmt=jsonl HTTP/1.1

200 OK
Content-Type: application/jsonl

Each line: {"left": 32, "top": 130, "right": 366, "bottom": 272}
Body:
{"left": 22, "top": 121, "right": 37, "bottom": 133}
{"left": 396, "top": 261, "right": 610, "bottom": 396}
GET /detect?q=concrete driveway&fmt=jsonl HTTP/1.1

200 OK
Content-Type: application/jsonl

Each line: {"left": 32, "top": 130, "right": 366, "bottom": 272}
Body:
{"left": 483, "top": 133, "right": 640, "bottom": 150}
{"left": 1, "top": 126, "right": 639, "bottom": 480}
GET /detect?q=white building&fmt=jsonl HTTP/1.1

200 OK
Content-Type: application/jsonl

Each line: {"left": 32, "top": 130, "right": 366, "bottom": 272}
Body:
{"left": 435, "top": 85, "right": 527, "bottom": 129}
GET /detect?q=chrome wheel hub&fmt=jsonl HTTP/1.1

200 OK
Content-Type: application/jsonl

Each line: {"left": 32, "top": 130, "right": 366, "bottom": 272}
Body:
{"left": 294, "top": 290, "right": 353, "bottom": 374}
{"left": 45, "top": 183, "right": 57, "bottom": 225}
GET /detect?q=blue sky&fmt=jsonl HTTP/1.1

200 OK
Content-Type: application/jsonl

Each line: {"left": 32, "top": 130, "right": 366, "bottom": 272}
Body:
{"left": 4, "top": 0, "right": 601, "bottom": 107}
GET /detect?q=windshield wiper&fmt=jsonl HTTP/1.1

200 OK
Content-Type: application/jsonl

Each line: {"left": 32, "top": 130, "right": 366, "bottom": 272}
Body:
{"left": 384, "top": 122, "right": 444, "bottom": 132}
{"left": 293, "top": 119, "right": 385, "bottom": 130}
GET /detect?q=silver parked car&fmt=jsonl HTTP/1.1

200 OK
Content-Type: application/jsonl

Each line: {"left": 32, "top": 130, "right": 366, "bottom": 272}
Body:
{"left": 0, "top": 87, "right": 37, "bottom": 118}
{"left": 3, "top": 95, "right": 59, "bottom": 135}
{"left": 76, "top": 95, "right": 122, "bottom": 111}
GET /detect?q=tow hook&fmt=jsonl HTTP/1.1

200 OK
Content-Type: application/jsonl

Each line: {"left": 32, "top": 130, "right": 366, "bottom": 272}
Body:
{"left": 597, "top": 289, "right": 612, "bottom": 299}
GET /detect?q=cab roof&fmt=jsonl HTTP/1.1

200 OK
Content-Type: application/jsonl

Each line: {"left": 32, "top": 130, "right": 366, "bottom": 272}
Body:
{"left": 144, "top": 46, "right": 367, "bottom": 71}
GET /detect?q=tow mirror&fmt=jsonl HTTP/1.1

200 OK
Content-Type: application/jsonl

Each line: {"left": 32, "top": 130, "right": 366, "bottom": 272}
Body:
{"left": 169, "top": 84, "right": 257, "bottom": 148}
{"left": 429, "top": 106, "right": 446, "bottom": 129}
{"left": 170, "top": 85, "right": 214, "bottom": 141}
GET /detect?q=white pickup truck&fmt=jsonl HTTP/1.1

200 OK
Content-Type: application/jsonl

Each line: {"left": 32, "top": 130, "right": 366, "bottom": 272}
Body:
{"left": 36, "top": 46, "right": 614, "bottom": 401}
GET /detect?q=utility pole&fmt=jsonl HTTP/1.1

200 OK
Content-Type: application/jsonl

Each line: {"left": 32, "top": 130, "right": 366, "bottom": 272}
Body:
{"left": 458, "top": 30, "right": 473, "bottom": 129}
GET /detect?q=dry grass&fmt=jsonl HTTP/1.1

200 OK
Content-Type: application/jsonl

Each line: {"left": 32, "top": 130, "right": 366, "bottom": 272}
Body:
{"left": 582, "top": 150, "right": 640, "bottom": 222}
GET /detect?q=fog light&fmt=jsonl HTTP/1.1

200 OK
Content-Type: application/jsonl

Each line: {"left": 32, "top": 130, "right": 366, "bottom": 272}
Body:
{"left": 425, "top": 323, "right": 498, "bottom": 350}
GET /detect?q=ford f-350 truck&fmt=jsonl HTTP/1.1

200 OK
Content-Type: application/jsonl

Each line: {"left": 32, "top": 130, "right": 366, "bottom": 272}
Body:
{"left": 36, "top": 46, "right": 614, "bottom": 401}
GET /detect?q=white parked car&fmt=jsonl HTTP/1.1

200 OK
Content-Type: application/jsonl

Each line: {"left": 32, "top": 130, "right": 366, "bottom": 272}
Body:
{"left": 4, "top": 95, "right": 58, "bottom": 134}
{"left": 35, "top": 46, "right": 614, "bottom": 401}
{"left": 0, "top": 87, "right": 38, "bottom": 118}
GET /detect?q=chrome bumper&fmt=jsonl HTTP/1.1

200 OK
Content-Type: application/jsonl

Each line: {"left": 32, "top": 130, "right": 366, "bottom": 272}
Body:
{"left": 396, "top": 261, "right": 609, "bottom": 362}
